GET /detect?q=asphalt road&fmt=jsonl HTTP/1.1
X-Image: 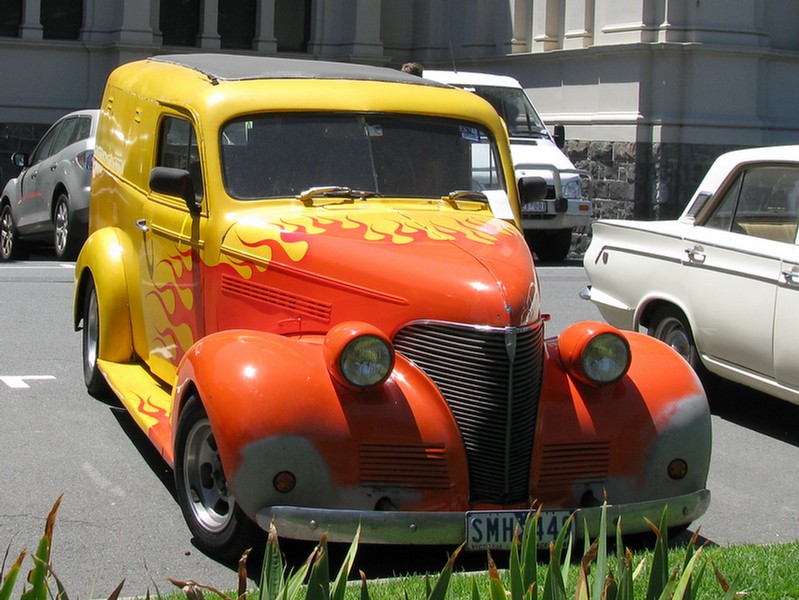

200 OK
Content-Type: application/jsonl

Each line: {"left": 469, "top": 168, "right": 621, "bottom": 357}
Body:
{"left": 1, "top": 257, "right": 798, "bottom": 597}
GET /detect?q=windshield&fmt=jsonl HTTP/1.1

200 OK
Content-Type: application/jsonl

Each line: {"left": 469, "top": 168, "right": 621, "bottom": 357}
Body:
{"left": 220, "top": 114, "right": 505, "bottom": 200}
{"left": 462, "top": 85, "right": 548, "bottom": 139}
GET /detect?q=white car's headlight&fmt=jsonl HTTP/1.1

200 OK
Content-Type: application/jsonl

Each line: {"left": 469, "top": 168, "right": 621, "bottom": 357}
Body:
{"left": 324, "top": 322, "right": 394, "bottom": 389}
{"left": 558, "top": 322, "right": 631, "bottom": 386}
{"left": 561, "top": 178, "right": 582, "bottom": 199}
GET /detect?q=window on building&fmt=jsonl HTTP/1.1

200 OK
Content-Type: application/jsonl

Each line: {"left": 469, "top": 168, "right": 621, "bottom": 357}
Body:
{"left": 160, "top": 0, "right": 200, "bottom": 47}
{"left": 219, "top": 0, "right": 256, "bottom": 49}
{"left": 41, "top": 0, "right": 82, "bottom": 40}
{"left": 275, "top": 0, "right": 311, "bottom": 52}
{"left": 0, "top": 0, "right": 21, "bottom": 37}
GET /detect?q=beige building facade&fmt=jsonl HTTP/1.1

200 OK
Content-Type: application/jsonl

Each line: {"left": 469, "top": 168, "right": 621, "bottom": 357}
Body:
{"left": 2, "top": 0, "right": 799, "bottom": 218}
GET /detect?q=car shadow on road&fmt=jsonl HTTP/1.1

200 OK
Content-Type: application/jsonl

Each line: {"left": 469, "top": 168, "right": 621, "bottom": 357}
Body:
{"left": 706, "top": 379, "right": 799, "bottom": 448}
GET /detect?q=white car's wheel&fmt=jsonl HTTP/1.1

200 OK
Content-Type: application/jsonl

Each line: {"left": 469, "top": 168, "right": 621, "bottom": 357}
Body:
{"left": 54, "top": 193, "right": 81, "bottom": 260}
{"left": 648, "top": 306, "right": 717, "bottom": 394}
{"left": 0, "top": 204, "right": 20, "bottom": 261}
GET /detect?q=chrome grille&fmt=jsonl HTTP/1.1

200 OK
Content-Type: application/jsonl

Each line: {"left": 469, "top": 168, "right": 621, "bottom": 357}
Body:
{"left": 393, "top": 321, "right": 544, "bottom": 504}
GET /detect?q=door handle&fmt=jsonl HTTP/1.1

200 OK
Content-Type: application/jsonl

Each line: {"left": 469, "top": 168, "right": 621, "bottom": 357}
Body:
{"left": 685, "top": 245, "right": 706, "bottom": 263}
{"left": 50, "top": 164, "right": 57, "bottom": 172}
{"left": 136, "top": 218, "right": 150, "bottom": 233}
{"left": 782, "top": 267, "right": 799, "bottom": 286}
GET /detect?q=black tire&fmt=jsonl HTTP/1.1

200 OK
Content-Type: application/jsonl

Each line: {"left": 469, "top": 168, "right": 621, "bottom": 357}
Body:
{"left": 0, "top": 204, "right": 20, "bottom": 261}
{"left": 174, "top": 397, "right": 262, "bottom": 563}
{"left": 533, "top": 228, "right": 572, "bottom": 262}
{"left": 81, "top": 276, "right": 112, "bottom": 398}
{"left": 648, "top": 306, "right": 718, "bottom": 394}
{"left": 53, "top": 193, "right": 81, "bottom": 260}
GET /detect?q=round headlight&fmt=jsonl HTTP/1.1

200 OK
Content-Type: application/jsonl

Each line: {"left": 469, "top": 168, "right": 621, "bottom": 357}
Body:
{"left": 324, "top": 322, "right": 395, "bottom": 390}
{"left": 581, "top": 332, "right": 631, "bottom": 384}
{"left": 558, "top": 322, "right": 632, "bottom": 386}
{"left": 340, "top": 334, "right": 393, "bottom": 388}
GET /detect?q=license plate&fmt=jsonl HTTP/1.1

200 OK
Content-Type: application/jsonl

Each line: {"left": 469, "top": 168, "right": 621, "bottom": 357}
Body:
{"left": 465, "top": 510, "right": 572, "bottom": 550}
{"left": 522, "top": 200, "right": 548, "bottom": 213}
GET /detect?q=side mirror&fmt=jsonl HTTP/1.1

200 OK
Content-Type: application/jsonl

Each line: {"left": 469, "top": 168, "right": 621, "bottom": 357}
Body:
{"left": 11, "top": 153, "right": 29, "bottom": 169}
{"left": 552, "top": 124, "right": 565, "bottom": 149}
{"left": 149, "top": 166, "right": 201, "bottom": 215}
{"left": 518, "top": 176, "right": 548, "bottom": 204}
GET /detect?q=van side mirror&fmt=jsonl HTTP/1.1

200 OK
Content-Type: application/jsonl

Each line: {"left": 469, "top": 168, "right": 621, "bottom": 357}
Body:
{"left": 518, "top": 176, "right": 548, "bottom": 204}
{"left": 552, "top": 124, "right": 565, "bottom": 149}
{"left": 150, "top": 166, "right": 201, "bottom": 215}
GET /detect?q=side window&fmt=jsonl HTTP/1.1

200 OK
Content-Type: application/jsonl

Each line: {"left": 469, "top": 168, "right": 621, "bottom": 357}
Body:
{"left": 51, "top": 118, "right": 79, "bottom": 156}
{"left": 157, "top": 116, "right": 204, "bottom": 201}
{"left": 704, "top": 166, "right": 799, "bottom": 243}
{"left": 30, "top": 123, "right": 63, "bottom": 164}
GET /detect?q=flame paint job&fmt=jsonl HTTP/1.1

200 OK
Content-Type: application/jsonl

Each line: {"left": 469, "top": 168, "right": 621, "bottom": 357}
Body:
{"left": 73, "top": 55, "right": 711, "bottom": 545}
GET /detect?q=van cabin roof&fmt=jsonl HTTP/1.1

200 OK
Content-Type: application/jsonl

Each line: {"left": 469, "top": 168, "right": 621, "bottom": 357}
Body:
{"left": 151, "top": 54, "right": 441, "bottom": 87}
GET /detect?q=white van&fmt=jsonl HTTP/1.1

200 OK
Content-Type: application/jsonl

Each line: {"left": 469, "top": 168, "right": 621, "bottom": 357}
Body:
{"left": 424, "top": 70, "right": 592, "bottom": 261}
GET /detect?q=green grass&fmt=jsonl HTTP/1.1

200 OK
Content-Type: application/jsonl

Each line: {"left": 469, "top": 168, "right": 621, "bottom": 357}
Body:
{"left": 337, "top": 541, "right": 798, "bottom": 599}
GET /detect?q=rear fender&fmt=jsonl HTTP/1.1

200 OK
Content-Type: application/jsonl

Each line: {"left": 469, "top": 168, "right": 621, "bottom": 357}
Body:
{"left": 173, "top": 330, "right": 469, "bottom": 519}
{"left": 73, "top": 227, "right": 134, "bottom": 363}
{"left": 536, "top": 326, "right": 711, "bottom": 508}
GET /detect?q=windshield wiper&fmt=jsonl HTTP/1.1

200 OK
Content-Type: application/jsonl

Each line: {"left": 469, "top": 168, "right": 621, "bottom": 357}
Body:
{"left": 297, "top": 186, "right": 380, "bottom": 204}
{"left": 445, "top": 190, "right": 489, "bottom": 203}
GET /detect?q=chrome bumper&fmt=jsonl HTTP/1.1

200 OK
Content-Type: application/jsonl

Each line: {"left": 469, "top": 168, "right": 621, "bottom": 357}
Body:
{"left": 256, "top": 489, "right": 710, "bottom": 547}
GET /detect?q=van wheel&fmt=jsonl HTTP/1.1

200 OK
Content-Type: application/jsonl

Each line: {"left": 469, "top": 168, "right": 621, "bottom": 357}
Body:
{"left": 175, "top": 397, "right": 262, "bottom": 563}
{"left": 82, "top": 276, "right": 112, "bottom": 398}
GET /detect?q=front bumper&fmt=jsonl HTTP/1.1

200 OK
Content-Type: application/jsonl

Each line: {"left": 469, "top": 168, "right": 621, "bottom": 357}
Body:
{"left": 256, "top": 489, "right": 710, "bottom": 547}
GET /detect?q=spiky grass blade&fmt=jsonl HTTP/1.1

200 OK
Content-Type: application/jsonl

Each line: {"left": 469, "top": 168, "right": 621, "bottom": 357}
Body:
{"left": 0, "top": 551, "right": 25, "bottom": 600}
{"left": 305, "top": 534, "right": 330, "bottom": 600}
{"left": 426, "top": 543, "right": 463, "bottom": 600}
{"left": 520, "top": 506, "right": 540, "bottom": 600}
{"left": 331, "top": 527, "right": 360, "bottom": 600}
{"left": 259, "top": 523, "right": 286, "bottom": 600}
{"left": 488, "top": 552, "right": 507, "bottom": 600}
{"left": 591, "top": 503, "right": 608, "bottom": 600}
{"left": 21, "top": 496, "right": 62, "bottom": 600}
{"left": 644, "top": 510, "right": 668, "bottom": 600}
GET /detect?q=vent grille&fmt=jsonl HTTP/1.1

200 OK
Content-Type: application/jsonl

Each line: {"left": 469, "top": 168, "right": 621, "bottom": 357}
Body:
{"left": 221, "top": 274, "right": 331, "bottom": 322}
{"left": 536, "top": 442, "right": 611, "bottom": 490}
{"left": 393, "top": 322, "right": 544, "bottom": 504}
{"left": 359, "top": 444, "right": 450, "bottom": 490}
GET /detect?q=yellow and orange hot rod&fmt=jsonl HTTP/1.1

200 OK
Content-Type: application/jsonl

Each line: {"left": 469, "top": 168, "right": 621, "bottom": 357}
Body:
{"left": 73, "top": 54, "right": 710, "bottom": 561}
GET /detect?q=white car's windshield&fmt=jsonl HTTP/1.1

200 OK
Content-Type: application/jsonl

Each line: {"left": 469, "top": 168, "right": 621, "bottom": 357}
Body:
{"left": 220, "top": 113, "right": 506, "bottom": 200}
{"left": 462, "top": 85, "right": 548, "bottom": 139}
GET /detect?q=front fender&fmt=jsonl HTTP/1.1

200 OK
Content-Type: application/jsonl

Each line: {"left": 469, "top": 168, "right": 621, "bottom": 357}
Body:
{"left": 535, "top": 327, "right": 711, "bottom": 514}
{"left": 73, "top": 227, "right": 134, "bottom": 363}
{"left": 174, "top": 329, "right": 469, "bottom": 521}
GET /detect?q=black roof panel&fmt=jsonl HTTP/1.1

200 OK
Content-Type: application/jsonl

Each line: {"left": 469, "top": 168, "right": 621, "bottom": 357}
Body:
{"left": 150, "top": 53, "right": 439, "bottom": 86}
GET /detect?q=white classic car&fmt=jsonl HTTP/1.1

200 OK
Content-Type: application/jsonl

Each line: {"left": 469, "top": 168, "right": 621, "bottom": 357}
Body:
{"left": 583, "top": 145, "right": 799, "bottom": 405}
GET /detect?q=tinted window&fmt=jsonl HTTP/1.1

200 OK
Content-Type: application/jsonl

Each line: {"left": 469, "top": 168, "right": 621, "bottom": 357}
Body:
{"left": 0, "top": 0, "right": 21, "bottom": 37}
{"left": 41, "top": 0, "right": 82, "bottom": 40}
{"left": 466, "top": 85, "right": 548, "bottom": 138}
{"left": 157, "top": 117, "right": 204, "bottom": 200}
{"left": 30, "top": 122, "right": 63, "bottom": 164}
{"left": 220, "top": 114, "right": 506, "bottom": 200}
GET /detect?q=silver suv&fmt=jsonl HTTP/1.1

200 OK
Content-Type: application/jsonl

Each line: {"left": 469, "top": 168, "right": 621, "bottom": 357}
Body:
{"left": 1, "top": 109, "right": 99, "bottom": 260}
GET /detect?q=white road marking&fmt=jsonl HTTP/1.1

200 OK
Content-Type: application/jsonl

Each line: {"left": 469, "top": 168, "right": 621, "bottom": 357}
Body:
{"left": 0, "top": 375, "right": 56, "bottom": 389}
{"left": 82, "top": 462, "right": 126, "bottom": 498}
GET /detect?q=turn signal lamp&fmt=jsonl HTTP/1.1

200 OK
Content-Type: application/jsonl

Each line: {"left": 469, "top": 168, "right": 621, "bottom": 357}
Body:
{"left": 324, "top": 322, "right": 394, "bottom": 390}
{"left": 558, "top": 321, "right": 631, "bottom": 386}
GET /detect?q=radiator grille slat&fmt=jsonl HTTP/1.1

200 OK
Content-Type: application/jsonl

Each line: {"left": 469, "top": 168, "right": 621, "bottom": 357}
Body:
{"left": 393, "top": 322, "right": 544, "bottom": 504}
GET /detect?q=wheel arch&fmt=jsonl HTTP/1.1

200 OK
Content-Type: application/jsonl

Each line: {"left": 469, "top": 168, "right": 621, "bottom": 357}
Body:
{"left": 637, "top": 295, "right": 696, "bottom": 334}
{"left": 73, "top": 227, "right": 134, "bottom": 363}
{"left": 50, "top": 183, "right": 69, "bottom": 222}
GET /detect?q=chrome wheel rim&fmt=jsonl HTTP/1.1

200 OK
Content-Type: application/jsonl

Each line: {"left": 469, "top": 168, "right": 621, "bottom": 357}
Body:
{"left": 54, "top": 200, "right": 69, "bottom": 254}
{"left": 0, "top": 210, "right": 13, "bottom": 258}
{"left": 183, "top": 418, "right": 234, "bottom": 533}
{"left": 655, "top": 317, "right": 692, "bottom": 362}
{"left": 84, "top": 287, "right": 99, "bottom": 376}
